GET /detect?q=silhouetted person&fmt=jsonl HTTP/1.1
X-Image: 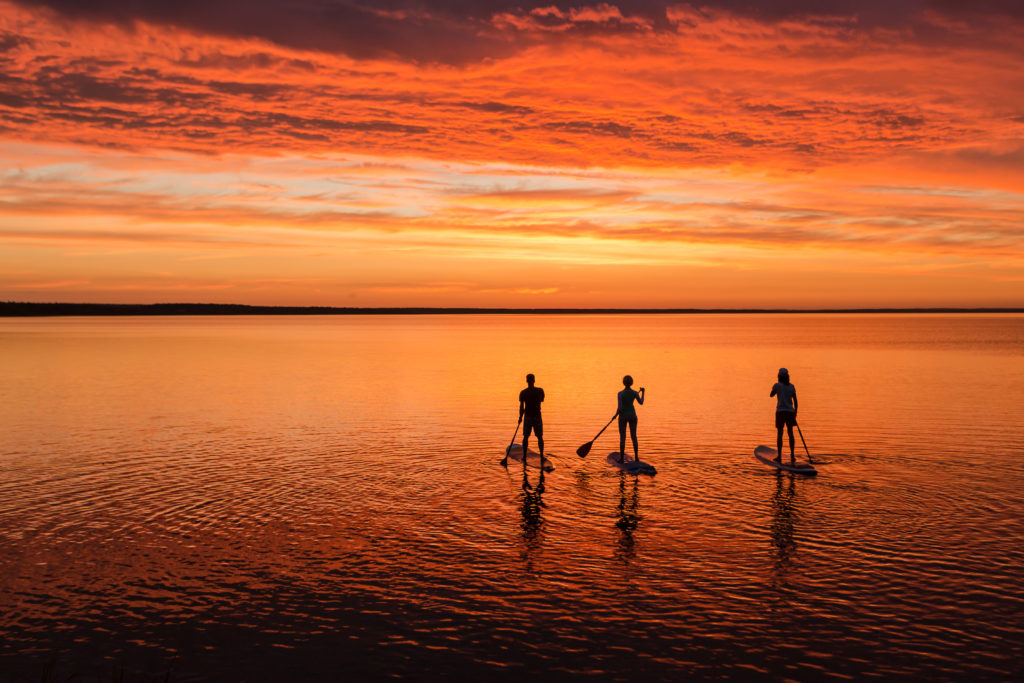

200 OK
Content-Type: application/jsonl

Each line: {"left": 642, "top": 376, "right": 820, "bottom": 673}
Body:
{"left": 615, "top": 375, "right": 644, "bottom": 463}
{"left": 770, "top": 367, "right": 798, "bottom": 464}
{"left": 519, "top": 373, "right": 545, "bottom": 465}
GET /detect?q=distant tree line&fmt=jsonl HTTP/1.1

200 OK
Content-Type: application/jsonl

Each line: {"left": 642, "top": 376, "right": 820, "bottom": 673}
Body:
{"left": 2, "top": 302, "right": 1021, "bottom": 316}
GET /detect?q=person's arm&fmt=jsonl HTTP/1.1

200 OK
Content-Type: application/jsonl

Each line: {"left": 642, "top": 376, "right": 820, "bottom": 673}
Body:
{"left": 770, "top": 383, "right": 777, "bottom": 397}
{"left": 519, "top": 392, "right": 525, "bottom": 420}
{"left": 539, "top": 388, "right": 545, "bottom": 404}
{"left": 793, "top": 389, "right": 798, "bottom": 417}
{"left": 637, "top": 387, "right": 645, "bottom": 405}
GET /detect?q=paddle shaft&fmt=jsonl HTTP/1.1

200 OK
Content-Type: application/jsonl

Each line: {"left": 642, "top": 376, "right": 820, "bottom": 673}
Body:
{"left": 499, "top": 417, "right": 523, "bottom": 465}
{"left": 795, "top": 422, "right": 815, "bottom": 464}
{"left": 593, "top": 413, "right": 617, "bottom": 441}
{"left": 507, "top": 417, "right": 522, "bottom": 453}
{"left": 577, "top": 413, "right": 618, "bottom": 457}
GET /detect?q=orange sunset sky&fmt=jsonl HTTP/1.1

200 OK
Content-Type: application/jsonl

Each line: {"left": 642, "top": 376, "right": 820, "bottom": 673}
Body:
{"left": 1, "top": 1, "right": 1023, "bottom": 307}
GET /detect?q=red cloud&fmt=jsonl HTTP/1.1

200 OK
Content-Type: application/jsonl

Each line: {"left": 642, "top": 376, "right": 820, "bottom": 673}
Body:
{"left": 2, "top": 1, "right": 1023, "bottom": 306}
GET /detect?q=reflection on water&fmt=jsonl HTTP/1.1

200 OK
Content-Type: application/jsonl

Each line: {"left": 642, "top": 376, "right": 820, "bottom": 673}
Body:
{"left": 572, "top": 465, "right": 593, "bottom": 495}
{"left": 518, "top": 466, "right": 546, "bottom": 572}
{"left": 614, "top": 474, "right": 641, "bottom": 566}
{"left": 1, "top": 314, "right": 1024, "bottom": 680}
{"left": 769, "top": 472, "right": 797, "bottom": 579}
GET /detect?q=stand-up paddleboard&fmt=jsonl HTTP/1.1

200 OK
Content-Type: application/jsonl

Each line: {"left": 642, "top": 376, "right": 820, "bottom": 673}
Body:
{"left": 505, "top": 444, "right": 555, "bottom": 472}
{"left": 607, "top": 452, "right": 657, "bottom": 475}
{"left": 754, "top": 445, "right": 816, "bottom": 475}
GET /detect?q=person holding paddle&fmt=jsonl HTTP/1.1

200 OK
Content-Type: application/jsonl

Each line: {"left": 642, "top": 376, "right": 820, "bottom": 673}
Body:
{"left": 515, "top": 373, "right": 545, "bottom": 466}
{"left": 770, "top": 367, "right": 798, "bottom": 464}
{"left": 615, "top": 375, "right": 645, "bottom": 463}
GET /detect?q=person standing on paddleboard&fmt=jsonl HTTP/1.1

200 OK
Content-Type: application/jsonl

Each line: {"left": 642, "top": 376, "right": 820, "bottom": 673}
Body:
{"left": 615, "top": 376, "right": 645, "bottom": 463}
{"left": 518, "top": 373, "right": 545, "bottom": 466}
{"left": 770, "top": 367, "right": 798, "bottom": 464}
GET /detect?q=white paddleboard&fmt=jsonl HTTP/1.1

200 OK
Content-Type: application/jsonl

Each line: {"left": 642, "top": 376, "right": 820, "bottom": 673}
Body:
{"left": 607, "top": 452, "right": 657, "bottom": 475}
{"left": 754, "top": 445, "right": 817, "bottom": 475}
{"left": 505, "top": 444, "right": 555, "bottom": 471}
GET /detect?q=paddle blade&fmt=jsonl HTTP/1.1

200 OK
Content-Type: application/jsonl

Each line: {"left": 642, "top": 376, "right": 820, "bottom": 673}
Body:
{"left": 576, "top": 441, "right": 593, "bottom": 458}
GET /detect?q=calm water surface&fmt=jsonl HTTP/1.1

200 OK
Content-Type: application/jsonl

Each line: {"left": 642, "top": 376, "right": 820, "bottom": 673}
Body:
{"left": 2, "top": 314, "right": 1023, "bottom": 681}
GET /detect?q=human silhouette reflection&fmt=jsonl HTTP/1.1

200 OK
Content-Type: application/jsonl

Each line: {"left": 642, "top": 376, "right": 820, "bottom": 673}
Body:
{"left": 518, "top": 465, "right": 546, "bottom": 571}
{"left": 614, "top": 473, "right": 641, "bottom": 565}
{"left": 769, "top": 472, "right": 797, "bottom": 576}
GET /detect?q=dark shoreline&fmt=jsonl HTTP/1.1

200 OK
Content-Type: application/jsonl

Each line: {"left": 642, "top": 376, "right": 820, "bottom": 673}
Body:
{"left": 2, "top": 302, "right": 1022, "bottom": 316}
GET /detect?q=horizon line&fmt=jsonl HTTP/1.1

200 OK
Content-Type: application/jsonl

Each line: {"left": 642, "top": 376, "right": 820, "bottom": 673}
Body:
{"left": 3, "top": 302, "right": 1023, "bottom": 316}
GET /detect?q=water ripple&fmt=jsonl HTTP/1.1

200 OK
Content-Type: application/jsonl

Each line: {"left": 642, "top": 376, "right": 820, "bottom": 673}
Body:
{"left": 3, "top": 315, "right": 1024, "bottom": 680}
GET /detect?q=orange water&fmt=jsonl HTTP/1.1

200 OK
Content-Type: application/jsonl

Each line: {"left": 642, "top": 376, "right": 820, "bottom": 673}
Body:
{"left": 2, "top": 314, "right": 1023, "bottom": 679}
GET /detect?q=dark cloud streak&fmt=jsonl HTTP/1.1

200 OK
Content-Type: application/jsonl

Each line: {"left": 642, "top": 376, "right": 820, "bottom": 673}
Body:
{"left": 23, "top": 1, "right": 1024, "bottom": 63}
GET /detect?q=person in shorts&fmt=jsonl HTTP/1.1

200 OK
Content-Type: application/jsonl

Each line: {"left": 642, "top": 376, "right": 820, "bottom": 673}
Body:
{"left": 770, "top": 367, "right": 798, "bottom": 463}
{"left": 615, "top": 375, "right": 645, "bottom": 463}
{"left": 518, "top": 373, "right": 545, "bottom": 464}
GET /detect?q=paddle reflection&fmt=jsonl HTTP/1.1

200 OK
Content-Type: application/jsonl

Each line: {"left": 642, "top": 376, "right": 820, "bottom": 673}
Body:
{"left": 769, "top": 472, "right": 797, "bottom": 577}
{"left": 573, "top": 466, "right": 593, "bottom": 496}
{"left": 518, "top": 465, "right": 546, "bottom": 572}
{"left": 614, "top": 473, "right": 641, "bottom": 565}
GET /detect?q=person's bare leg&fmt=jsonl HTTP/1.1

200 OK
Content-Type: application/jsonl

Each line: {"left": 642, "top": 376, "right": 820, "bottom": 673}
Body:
{"left": 618, "top": 420, "right": 626, "bottom": 462}
{"left": 775, "top": 427, "right": 783, "bottom": 462}
{"left": 787, "top": 425, "right": 796, "bottom": 463}
{"left": 536, "top": 426, "right": 550, "bottom": 471}
{"left": 630, "top": 420, "right": 639, "bottom": 462}
{"left": 538, "top": 436, "right": 550, "bottom": 471}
